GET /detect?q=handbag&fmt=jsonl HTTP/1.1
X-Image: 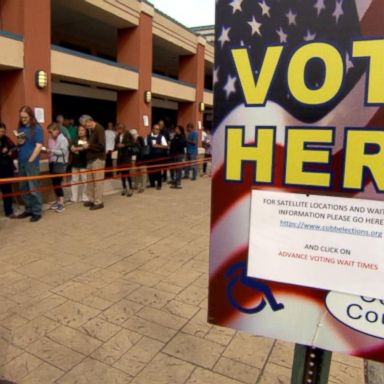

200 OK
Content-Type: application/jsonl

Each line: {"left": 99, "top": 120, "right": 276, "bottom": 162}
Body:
{"left": 52, "top": 162, "right": 68, "bottom": 174}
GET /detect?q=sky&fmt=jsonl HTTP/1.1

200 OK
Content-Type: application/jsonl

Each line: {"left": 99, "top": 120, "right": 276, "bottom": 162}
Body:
{"left": 147, "top": 0, "right": 215, "bottom": 27}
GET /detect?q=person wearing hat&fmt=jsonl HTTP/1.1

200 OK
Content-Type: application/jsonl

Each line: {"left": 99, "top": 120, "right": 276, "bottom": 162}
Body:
{"left": 81, "top": 115, "right": 106, "bottom": 210}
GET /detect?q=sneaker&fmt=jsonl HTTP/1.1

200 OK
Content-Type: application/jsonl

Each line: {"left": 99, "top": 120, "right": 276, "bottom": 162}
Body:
{"left": 83, "top": 201, "right": 94, "bottom": 207}
{"left": 121, "top": 189, "right": 127, "bottom": 196}
{"left": 30, "top": 215, "right": 42, "bottom": 223}
{"left": 6, "top": 213, "right": 17, "bottom": 219}
{"left": 127, "top": 190, "right": 133, "bottom": 197}
{"left": 89, "top": 203, "right": 104, "bottom": 210}
{"left": 50, "top": 202, "right": 60, "bottom": 210}
{"left": 16, "top": 212, "right": 32, "bottom": 219}
{"left": 55, "top": 204, "right": 65, "bottom": 213}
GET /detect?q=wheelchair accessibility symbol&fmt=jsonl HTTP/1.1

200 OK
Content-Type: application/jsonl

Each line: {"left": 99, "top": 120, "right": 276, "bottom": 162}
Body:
{"left": 226, "top": 261, "right": 285, "bottom": 314}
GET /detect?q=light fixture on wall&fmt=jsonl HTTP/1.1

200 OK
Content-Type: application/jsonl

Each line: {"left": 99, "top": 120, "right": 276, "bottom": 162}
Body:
{"left": 199, "top": 102, "right": 205, "bottom": 112}
{"left": 35, "top": 70, "right": 48, "bottom": 89}
{"left": 144, "top": 90, "right": 152, "bottom": 103}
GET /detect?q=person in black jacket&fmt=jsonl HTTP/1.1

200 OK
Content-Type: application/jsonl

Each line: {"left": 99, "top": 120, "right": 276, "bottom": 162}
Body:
{"left": 147, "top": 124, "right": 168, "bottom": 190}
{"left": 130, "top": 129, "right": 146, "bottom": 193}
{"left": 115, "top": 123, "right": 135, "bottom": 196}
{"left": 169, "top": 125, "right": 186, "bottom": 189}
{"left": 0, "top": 122, "right": 17, "bottom": 217}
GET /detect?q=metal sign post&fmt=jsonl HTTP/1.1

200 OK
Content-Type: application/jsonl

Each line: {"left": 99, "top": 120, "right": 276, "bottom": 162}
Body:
{"left": 291, "top": 345, "right": 332, "bottom": 384}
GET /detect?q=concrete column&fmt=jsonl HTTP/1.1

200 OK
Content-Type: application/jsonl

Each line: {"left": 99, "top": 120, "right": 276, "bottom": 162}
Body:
{"left": 178, "top": 40, "right": 205, "bottom": 131}
{"left": 0, "top": 0, "right": 51, "bottom": 141}
{"left": 117, "top": 4, "right": 153, "bottom": 136}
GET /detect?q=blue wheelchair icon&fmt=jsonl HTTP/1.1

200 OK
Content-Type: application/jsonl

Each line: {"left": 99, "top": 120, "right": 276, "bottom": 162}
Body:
{"left": 226, "top": 261, "right": 285, "bottom": 314}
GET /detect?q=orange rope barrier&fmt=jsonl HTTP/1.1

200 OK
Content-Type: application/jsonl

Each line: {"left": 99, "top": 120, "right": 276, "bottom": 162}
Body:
{"left": 0, "top": 156, "right": 205, "bottom": 184}
{"left": 0, "top": 158, "right": 209, "bottom": 198}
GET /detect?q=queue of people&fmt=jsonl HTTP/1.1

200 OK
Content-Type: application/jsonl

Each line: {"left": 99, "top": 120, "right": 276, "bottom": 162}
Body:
{"left": 0, "top": 107, "right": 212, "bottom": 221}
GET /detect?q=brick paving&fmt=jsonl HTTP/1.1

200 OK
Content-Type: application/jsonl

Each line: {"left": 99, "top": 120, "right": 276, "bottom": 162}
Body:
{"left": 0, "top": 178, "right": 365, "bottom": 383}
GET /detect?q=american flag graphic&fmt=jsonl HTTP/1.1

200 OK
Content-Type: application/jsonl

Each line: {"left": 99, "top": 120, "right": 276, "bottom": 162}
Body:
{"left": 209, "top": 0, "right": 384, "bottom": 361}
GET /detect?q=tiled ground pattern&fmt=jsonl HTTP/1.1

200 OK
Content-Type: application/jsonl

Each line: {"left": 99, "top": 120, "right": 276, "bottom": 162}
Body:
{"left": 0, "top": 178, "right": 365, "bottom": 383}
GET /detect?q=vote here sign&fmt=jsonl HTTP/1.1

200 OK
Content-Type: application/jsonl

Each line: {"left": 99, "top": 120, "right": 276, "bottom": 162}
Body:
{"left": 209, "top": 0, "right": 384, "bottom": 362}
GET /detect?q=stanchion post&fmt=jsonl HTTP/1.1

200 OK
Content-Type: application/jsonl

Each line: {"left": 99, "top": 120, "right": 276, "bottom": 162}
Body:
{"left": 291, "top": 344, "right": 332, "bottom": 384}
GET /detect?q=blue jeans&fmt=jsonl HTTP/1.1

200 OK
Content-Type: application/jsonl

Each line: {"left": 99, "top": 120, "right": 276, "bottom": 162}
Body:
{"left": 19, "top": 162, "right": 42, "bottom": 216}
{"left": 185, "top": 153, "right": 198, "bottom": 179}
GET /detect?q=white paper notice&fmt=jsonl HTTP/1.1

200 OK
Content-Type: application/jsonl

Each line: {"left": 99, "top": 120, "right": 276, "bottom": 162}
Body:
{"left": 248, "top": 190, "right": 384, "bottom": 299}
{"left": 34, "top": 107, "right": 45, "bottom": 123}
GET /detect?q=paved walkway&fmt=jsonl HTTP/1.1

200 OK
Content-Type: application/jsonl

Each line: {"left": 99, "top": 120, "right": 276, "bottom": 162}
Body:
{"left": 0, "top": 178, "right": 365, "bottom": 383}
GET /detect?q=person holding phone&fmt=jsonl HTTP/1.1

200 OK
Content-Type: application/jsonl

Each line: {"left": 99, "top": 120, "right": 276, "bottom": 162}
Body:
{"left": 16, "top": 106, "right": 44, "bottom": 222}
{"left": 81, "top": 115, "right": 106, "bottom": 210}
{"left": 47, "top": 123, "right": 69, "bottom": 213}
{"left": 70, "top": 125, "right": 89, "bottom": 203}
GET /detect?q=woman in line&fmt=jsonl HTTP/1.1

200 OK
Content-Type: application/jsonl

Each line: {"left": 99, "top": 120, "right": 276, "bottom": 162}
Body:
{"left": 0, "top": 122, "right": 17, "bottom": 217}
{"left": 16, "top": 106, "right": 44, "bottom": 222}
{"left": 70, "top": 125, "right": 89, "bottom": 203}
{"left": 115, "top": 123, "right": 135, "bottom": 197}
{"left": 47, "top": 123, "right": 69, "bottom": 213}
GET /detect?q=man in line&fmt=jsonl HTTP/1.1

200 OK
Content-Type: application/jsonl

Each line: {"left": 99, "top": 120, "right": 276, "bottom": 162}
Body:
{"left": 184, "top": 123, "right": 198, "bottom": 181}
{"left": 81, "top": 115, "right": 106, "bottom": 210}
{"left": 147, "top": 124, "right": 168, "bottom": 190}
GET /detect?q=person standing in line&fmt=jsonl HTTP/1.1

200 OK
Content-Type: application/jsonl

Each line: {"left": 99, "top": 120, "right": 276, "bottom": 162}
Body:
{"left": 0, "top": 122, "right": 17, "bottom": 218}
{"left": 56, "top": 114, "right": 72, "bottom": 145}
{"left": 64, "top": 117, "right": 78, "bottom": 143}
{"left": 130, "top": 128, "right": 146, "bottom": 193}
{"left": 115, "top": 123, "right": 135, "bottom": 197}
{"left": 16, "top": 106, "right": 44, "bottom": 222}
{"left": 159, "top": 119, "right": 171, "bottom": 182}
{"left": 184, "top": 122, "right": 198, "bottom": 181}
{"left": 201, "top": 127, "right": 212, "bottom": 177}
{"left": 147, "top": 124, "right": 168, "bottom": 190}
{"left": 169, "top": 125, "right": 186, "bottom": 189}
{"left": 47, "top": 123, "right": 69, "bottom": 213}
{"left": 70, "top": 125, "right": 89, "bottom": 203}
{"left": 105, "top": 121, "right": 116, "bottom": 178}
{"left": 81, "top": 115, "right": 106, "bottom": 210}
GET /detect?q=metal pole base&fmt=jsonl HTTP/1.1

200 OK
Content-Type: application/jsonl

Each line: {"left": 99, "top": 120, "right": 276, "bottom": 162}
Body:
{"left": 291, "top": 344, "right": 332, "bottom": 384}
